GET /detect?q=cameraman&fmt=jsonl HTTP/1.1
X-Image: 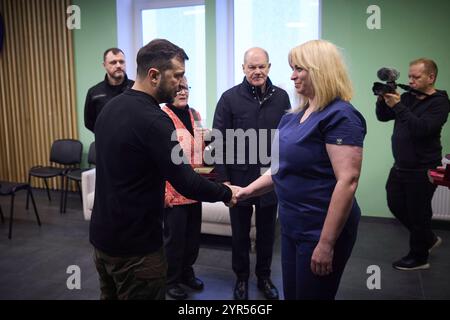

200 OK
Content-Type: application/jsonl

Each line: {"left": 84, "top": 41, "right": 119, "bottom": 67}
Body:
{"left": 376, "top": 58, "right": 450, "bottom": 271}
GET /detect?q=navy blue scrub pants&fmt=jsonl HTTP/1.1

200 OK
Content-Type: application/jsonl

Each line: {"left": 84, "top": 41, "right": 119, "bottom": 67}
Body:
{"left": 281, "top": 227, "right": 357, "bottom": 300}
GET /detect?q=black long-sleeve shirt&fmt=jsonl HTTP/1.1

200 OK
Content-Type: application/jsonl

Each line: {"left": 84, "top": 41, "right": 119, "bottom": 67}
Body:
{"left": 376, "top": 90, "right": 450, "bottom": 169}
{"left": 90, "top": 89, "right": 232, "bottom": 256}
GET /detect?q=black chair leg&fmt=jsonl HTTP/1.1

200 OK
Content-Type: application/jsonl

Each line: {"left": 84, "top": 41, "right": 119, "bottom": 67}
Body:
{"left": 76, "top": 180, "right": 82, "bottom": 202}
{"left": 44, "top": 178, "right": 51, "bottom": 202}
{"left": 8, "top": 194, "right": 15, "bottom": 239}
{"left": 27, "top": 187, "right": 41, "bottom": 226}
{"left": 60, "top": 175, "right": 65, "bottom": 214}
{"left": 26, "top": 174, "right": 31, "bottom": 209}
{"left": 0, "top": 204, "right": 4, "bottom": 224}
{"left": 63, "top": 176, "right": 69, "bottom": 214}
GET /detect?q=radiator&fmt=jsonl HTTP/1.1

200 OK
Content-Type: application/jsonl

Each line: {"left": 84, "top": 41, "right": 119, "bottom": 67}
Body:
{"left": 432, "top": 186, "right": 450, "bottom": 220}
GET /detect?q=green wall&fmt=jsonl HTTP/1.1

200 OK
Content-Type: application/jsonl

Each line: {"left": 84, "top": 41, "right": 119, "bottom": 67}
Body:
{"left": 205, "top": 0, "right": 218, "bottom": 128}
{"left": 322, "top": 0, "right": 450, "bottom": 217}
{"left": 73, "top": 0, "right": 450, "bottom": 217}
{"left": 73, "top": 0, "right": 118, "bottom": 164}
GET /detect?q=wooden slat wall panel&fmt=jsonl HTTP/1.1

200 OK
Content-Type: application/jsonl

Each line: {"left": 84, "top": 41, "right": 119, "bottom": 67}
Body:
{"left": 0, "top": 0, "right": 77, "bottom": 190}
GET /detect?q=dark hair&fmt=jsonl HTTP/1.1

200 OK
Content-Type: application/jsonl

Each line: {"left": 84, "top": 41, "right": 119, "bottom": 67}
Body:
{"left": 103, "top": 48, "right": 125, "bottom": 61}
{"left": 136, "top": 39, "right": 189, "bottom": 79}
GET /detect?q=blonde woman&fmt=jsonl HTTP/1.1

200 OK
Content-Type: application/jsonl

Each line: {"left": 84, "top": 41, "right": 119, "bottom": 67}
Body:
{"left": 237, "top": 40, "right": 366, "bottom": 299}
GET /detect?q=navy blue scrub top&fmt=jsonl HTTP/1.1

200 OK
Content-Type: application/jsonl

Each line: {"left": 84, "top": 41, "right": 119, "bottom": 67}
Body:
{"left": 272, "top": 99, "right": 367, "bottom": 242}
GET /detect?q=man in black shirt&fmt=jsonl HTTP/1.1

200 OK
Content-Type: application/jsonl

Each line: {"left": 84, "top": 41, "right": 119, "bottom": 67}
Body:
{"left": 84, "top": 48, "right": 134, "bottom": 132}
{"left": 91, "top": 39, "right": 237, "bottom": 300}
{"left": 376, "top": 58, "right": 449, "bottom": 271}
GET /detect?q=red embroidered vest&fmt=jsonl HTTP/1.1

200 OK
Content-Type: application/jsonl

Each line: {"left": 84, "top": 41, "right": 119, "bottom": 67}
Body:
{"left": 162, "top": 105, "right": 205, "bottom": 206}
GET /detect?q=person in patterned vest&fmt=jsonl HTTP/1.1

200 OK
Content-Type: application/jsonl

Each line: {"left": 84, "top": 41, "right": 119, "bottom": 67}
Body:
{"left": 162, "top": 77, "right": 206, "bottom": 300}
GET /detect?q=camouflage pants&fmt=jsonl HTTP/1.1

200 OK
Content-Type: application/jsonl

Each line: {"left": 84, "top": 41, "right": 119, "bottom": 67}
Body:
{"left": 93, "top": 246, "right": 167, "bottom": 300}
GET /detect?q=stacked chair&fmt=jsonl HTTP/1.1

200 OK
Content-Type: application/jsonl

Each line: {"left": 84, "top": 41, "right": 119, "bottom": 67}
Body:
{"left": 26, "top": 139, "right": 83, "bottom": 214}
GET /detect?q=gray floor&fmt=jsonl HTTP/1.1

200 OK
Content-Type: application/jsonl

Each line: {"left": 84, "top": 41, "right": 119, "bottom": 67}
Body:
{"left": 1, "top": 188, "right": 450, "bottom": 300}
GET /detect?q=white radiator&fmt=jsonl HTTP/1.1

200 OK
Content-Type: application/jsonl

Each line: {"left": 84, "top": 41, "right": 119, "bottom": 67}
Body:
{"left": 432, "top": 186, "right": 450, "bottom": 220}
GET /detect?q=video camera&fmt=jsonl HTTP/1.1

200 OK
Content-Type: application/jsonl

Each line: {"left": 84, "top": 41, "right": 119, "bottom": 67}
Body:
{"left": 372, "top": 68, "right": 399, "bottom": 95}
{"left": 372, "top": 67, "right": 430, "bottom": 97}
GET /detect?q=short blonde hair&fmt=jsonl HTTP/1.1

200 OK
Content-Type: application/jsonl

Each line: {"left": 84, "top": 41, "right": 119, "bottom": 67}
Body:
{"left": 410, "top": 58, "right": 438, "bottom": 84}
{"left": 288, "top": 40, "right": 353, "bottom": 112}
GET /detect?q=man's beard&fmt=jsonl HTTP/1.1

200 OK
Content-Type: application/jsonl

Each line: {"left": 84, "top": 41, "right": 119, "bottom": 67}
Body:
{"left": 156, "top": 76, "right": 176, "bottom": 104}
{"left": 109, "top": 70, "right": 124, "bottom": 81}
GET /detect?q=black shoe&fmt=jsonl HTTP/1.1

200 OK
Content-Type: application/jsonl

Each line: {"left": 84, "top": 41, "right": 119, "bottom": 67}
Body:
{"left": 257, "top": 278, "right": 279, "bottom": 300}
{"left": 181, "top": 276, "right": 204, "bottom": 291}
{"left": 233, "top": 279, "right": 248, "bottom": 300}
{"left": 167, "top": 285, "right": 188, "bottom": 300}
{"left": 392, "top": 255, "right": 430, "bottom": 271}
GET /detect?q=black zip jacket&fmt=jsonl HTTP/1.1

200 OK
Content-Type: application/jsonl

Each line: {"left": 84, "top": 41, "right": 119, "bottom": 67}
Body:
{"left": 376, "top": 90, "right": 450, "bottom": 169}
{"left": 84, "top": 74, "right": 134, "bottom": 132}
{"left": 213, "top": 77, "right": 291, "bottom": 206}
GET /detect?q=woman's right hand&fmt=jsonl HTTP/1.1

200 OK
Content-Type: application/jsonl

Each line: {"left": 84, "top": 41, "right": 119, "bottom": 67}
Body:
{"left": 236, "top": 186, "right": 252, "bottom": 201}
{"left": 311, "top": 241, "right": 334, "bottom": 276}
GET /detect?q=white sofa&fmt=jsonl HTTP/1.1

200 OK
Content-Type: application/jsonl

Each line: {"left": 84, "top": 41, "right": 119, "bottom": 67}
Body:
{"left": 201, "top": 202, "right": 256, "bottom": 242}
{"left": 81, "top": 168, "right": 96, "bottom": 221}
{"left": 81, "top": 168, "right": 256, "bottom": 246}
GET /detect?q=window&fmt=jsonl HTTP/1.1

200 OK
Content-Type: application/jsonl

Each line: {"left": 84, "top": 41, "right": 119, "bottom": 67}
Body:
{"left": 134, "top": 1, "right": 206, "bottom": 118}
{"left": 119, "top": 0, "right": 320, "bottom": 117}
{"left": 233, "top": 0, "right": 320, "bottom": 106}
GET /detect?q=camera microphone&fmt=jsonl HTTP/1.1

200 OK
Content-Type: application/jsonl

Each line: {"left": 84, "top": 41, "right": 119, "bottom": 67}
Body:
{"left": 373, "top": 67, "right": 430, "bottom": 97}
{"left": 377, "top": 67, "right": 400, "bottom": 82}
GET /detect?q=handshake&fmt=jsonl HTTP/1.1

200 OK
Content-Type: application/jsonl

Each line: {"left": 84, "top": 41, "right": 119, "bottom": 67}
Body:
{"left": 224, "top": 182, "right": 251, "bottom": 207}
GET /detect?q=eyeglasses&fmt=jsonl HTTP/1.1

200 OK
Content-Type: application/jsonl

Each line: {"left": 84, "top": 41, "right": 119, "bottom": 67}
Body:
{"left": 176, "top": 86, "right": 191, "bottom": 95}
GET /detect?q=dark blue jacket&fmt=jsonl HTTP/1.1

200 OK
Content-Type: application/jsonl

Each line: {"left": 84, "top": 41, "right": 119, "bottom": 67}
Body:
{"left": 213, "top": 77, "right": 291, "bottom": 206}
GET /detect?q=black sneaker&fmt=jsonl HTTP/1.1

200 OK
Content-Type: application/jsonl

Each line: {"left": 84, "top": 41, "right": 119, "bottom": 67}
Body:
{"left": 392, "top": 255, "right": 430, "bottom": 271}
{"left": 429, "top": 236, "right": 442, "bottom": 253}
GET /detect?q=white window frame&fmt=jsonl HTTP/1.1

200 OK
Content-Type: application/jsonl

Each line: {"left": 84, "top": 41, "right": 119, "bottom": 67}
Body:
{"left": 215, "top": 0, "right": 322, "bottom": 103}
{"left": 215, "top": 0, "right": 235, "bottom": 100}
{"left": 117, "top": 0, "right": 204, "bottom": 80}
{"left": 133, "top": 0, "right": 204, "bottom": 56}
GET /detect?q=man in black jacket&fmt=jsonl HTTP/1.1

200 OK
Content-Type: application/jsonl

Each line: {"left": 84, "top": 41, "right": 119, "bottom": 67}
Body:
{"left": 84, "top": 48, "right": 134, "bottom": 132}
{"left": 91, "top": 39, "right": 237, "bottom": 300}
{"left": 213, "top": 47, "right": 291, "bottom": 300}
{"left": 376, "top": 58, "right": 450, "bottom": 271}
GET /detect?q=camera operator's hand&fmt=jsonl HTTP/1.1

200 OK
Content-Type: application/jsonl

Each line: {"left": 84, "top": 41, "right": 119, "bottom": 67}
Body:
{"left": 382, "top": 92, "right": 401, "bottom": 108}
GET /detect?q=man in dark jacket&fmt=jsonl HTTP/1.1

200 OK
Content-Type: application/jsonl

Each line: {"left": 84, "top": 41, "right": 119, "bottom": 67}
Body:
{"left": 213, "top": 47, "right": 291, "bottom": 300}
{"left": 376, "top": 58, "right": 450, "bottom": 271}
{"left": 84, "top": 48, "right": 134, "bottom": 132}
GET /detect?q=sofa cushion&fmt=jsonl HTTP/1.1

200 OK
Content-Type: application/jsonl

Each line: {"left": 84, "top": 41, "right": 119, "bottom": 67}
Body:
{"left": 202, "top": 202, "right": 231, "bottom": 224}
